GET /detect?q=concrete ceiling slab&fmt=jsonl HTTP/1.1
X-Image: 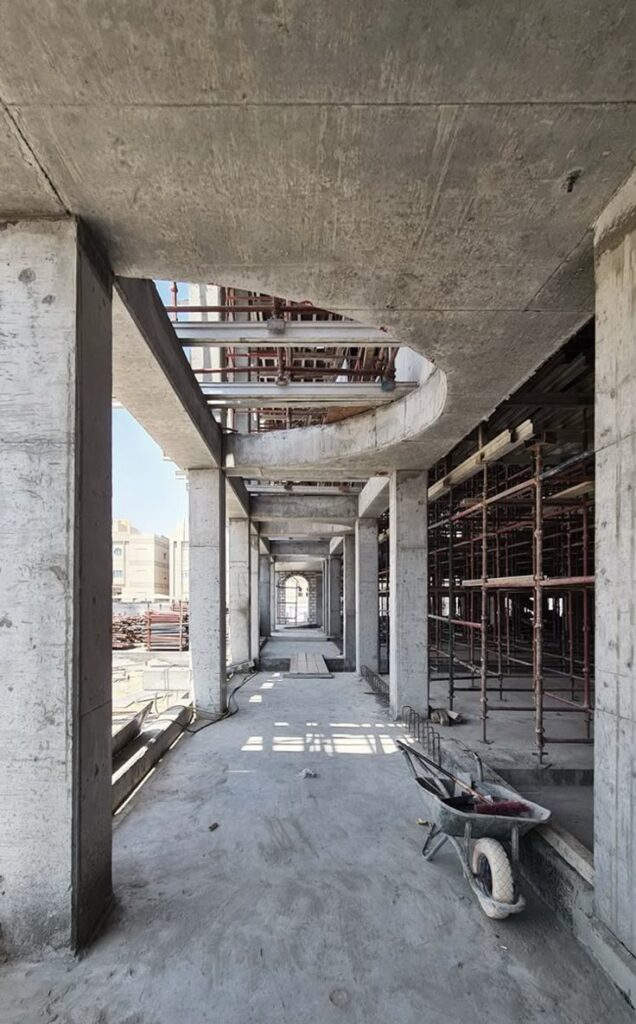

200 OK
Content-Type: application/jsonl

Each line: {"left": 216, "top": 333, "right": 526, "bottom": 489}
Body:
{"left": 0, "top": 3, "right": 633, "bottom": 105}
{"left": 0, "top": 106, "right": 63, "bottom": 216}
{"left": 0, "top": 3, "right": 635, "bottom": 479}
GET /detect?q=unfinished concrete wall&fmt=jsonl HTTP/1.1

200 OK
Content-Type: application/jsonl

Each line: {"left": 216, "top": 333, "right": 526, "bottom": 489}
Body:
{"left": 389, "top": 471, "right": 428, "bottom": 717}
{"left": 189, "top": 469, "right": 226, "bottom": 715}
{"left": 594, "top": 170, "right": 636, "bottom": 959}
{"left": 0, "top": 219, "right": 112, "bottom": 953}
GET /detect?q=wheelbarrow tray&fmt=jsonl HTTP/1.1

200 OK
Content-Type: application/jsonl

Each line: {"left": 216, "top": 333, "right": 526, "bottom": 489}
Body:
{"left": 415, "top": 779, "right": 551, "bottom": 840}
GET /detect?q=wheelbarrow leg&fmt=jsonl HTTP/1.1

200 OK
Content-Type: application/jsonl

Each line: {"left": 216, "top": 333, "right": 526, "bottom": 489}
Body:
{"left": 422, "top": 825, "right": 449, "bottom": 861}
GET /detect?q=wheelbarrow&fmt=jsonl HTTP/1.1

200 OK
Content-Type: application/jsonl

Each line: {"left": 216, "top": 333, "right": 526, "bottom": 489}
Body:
{"left": 396, "top": 739, "right": 551, "bottom": 919}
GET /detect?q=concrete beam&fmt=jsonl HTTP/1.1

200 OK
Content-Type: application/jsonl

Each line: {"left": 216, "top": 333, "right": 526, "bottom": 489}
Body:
{"left": 258, "top": 521, "right": 352, "bottom": 539}
{"left": 270, "top": 541, "right": 330, "bottom": 558}
{"left": 176, "top": 319, "right": 397, "bottom": 348}
{"left": 247, "top": 484, "right": 363, "bottom": 496}
{"left": 358, "top": 476, "right": 390, "bottom": 518}
{"left": 273, "top": 559, "right": 325, "bottom": 572}
{"left": 250, "top": 493, "right": 358, "bottom": 523}
{"left": 329, "top": 537, "right": 344, "bottom": 555}
{"left": 204, "top": 382, "right": 416, "bottom": 408}
{"left": 114, "top": 277, "right": 222, "bottom": 467}
{"left": 113, "top": 278, "right": 248, "bottom": 518}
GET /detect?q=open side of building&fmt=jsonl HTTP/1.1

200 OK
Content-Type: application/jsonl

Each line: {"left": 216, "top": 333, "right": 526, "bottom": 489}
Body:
{"left": 1, "top": 5, "right": 636, "bottom": 1018}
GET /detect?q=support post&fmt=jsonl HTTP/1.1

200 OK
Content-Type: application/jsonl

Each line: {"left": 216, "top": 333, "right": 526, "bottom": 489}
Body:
{"left": 250, "top": 527, "right": 260, "bottom": 662}
{"left": 328, "top": 555, "right": 343, "bottom": 641}
{"left": 259, "top": 554, "right": 272, "bottom": 638}
{"left": 343, "top": 534, "right": 357, "bottom": 669}
{"left": 315, "top": 569, "right": 323, "bottom": 627}
{"left": 389, "top": 471, "right": 428, "bottom": 717}
{"left": 593, "top": 170, "right": 636, "bottom": 958}
{"left": 189, "top": 469, "right": 226, "bottom": 715}
{"left": 228, "top": 518, "right": 251, "bottom": 663}
{"left": 0, "top": 219, "right": 112, "bottom": 953}
{"left": 356, "top": 518, "right": 379, "bottom": 673}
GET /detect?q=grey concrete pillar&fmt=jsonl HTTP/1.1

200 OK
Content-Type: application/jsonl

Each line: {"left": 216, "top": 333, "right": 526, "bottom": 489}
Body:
{"left": 0, "top": 219, "right": 112, "bottom": 954}
{"left": 356, "top": 518, "right": 379, "bottom": 673}
{"left": 389, "top": 471, "right": 428, "bottom": 717}
{"left": 328, "top": 555, "right": 343, "bottom": 640}
{"left": 250, "top": 528, "right": 260, "bottom": 661}
{"left": 594, "top": 170, "right": 636, "bottom": 958}
{"left": 315, "top": 571, "right": 323, "bottom": 627}
{"left": 228, "top": 518, "right": 251, "bottom": 663}
{"left": 188, "top": 469, "right": 226, "bottom": 716}
{"left": 270, "top": 560, "right": 278, "bottom": 630}
{"left": 259, "top": 554, "right": 272, "bottom": 638}
{"left": 343, "top": 534, "right": 357, "bottom": 669}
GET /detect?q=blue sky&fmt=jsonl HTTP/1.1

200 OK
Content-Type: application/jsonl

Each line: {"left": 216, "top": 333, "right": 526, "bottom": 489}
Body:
{"left": 112, "top": 280, "right": 189, "bottom": 537}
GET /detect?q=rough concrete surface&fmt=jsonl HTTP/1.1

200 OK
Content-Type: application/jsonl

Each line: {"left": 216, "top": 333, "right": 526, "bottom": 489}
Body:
{"left": 1, "top": 668, "right": 630, "bottom": 1024}
{"left": 0, "top": 219, "right": 112, "bottom": 954}
{"left": 1, "top": 4, "right": 635, "bottom": 478}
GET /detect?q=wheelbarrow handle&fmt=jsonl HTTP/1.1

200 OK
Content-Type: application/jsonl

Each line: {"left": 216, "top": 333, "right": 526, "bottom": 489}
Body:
{"left": 396, "top": 740, "right": 491, "bottom": 803}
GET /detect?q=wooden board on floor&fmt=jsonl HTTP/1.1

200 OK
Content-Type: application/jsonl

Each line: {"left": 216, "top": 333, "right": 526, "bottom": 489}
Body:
{"left": 284, "top": 651, "right": 333, "bottom": 678}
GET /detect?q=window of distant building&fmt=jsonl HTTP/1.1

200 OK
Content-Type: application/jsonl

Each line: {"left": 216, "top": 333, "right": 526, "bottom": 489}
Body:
{"left": 113, "top": 569, "right": 123, "bottom": 579}
{"left": 113, "top": 546, "right": 123, "bottom": 557}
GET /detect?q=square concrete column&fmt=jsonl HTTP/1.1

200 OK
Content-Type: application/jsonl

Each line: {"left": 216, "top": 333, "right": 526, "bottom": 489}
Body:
{"left": 343, "top": 533, "right": 357, "bottom": 669}
{"left": 0, "top": 219, "right": 112, "bottom": 954}
{"left": 594, "top": 169, "right": 636, "bottom": 958}
{"left": 315, "top": 570, "right": 324, "bottom": 627}
{"left": 250, "top": 528, "right": 260, "bottom": 662}
{"left": 259, "top": 554, "right": 272, "bottom": 638}
{"left": 188, "top": 469, "right": 226, "bottom": 716}
{"left": 389, "top": 471, "right": 428, "bottom": 717}
{"left": 356, "top": 519, "right": 379, "bottom": 673}
{"left": 328, "top": 555, "right": 343, "bottom": 640}
{"left": 228, "top": 517, "right": 251, "bottom": 663}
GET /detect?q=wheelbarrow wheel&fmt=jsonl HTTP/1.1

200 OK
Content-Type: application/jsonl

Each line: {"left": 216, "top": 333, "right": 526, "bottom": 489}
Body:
{"left": 471, "top": 839, "right": 514, "bottom": 919}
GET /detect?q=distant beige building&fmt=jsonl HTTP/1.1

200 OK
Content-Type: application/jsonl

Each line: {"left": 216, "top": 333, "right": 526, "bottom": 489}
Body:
{"left": 169, "top": 519, "right": 189, "bottom": 602}
{"left": 112, "top": 519, "right": 169, "bottom": 601}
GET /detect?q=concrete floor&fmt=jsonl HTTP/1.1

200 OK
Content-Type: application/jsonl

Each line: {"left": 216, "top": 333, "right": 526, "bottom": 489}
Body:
{"left": 262, "top": 629, "right": 341, "bottom": 659}
{"left": 429, "top": 671, "right": 594, "bottom": 771}
{"left": 1, "top": 668, "right": 629, "bottom": 1024}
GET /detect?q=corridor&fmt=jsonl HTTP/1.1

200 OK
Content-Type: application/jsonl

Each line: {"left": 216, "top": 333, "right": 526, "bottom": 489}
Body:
{"left": 1, "top": 669, "right": 629, "bottom": 1024}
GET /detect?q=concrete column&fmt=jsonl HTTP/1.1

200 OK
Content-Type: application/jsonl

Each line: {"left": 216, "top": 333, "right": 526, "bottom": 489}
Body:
{"left": 343, "top": 534, "right": 357, "bottom": 669}
{"left": 389, "top": 471, "right": 428, "bottom": 717}
{"left": 356, "top": 519, "right": 379, "bottom": 673}
{"left": 328, "top": 555, "right": 343, "bottom": 640}
{"left": 268, "top": 561, "right": 276, "bottom": 630}
{"left": 315, "top": 571, "right": 323, "bottom": 627}
{"left": 594, "top": 169, "right": 636, "bottom": 958}
{"left": 228, "top": 518, "right": 251, "bottom": 663}
{"left": 250, "top": 528, "right": 260, "bottom": 661}
{"left": 188, "top": 469, "right": 226, "bottom": 716}
{"left": 0, "top": 219, "right": 112, "bottom": 954}
{"left": 259, "top": 554, "right": 272, "bottom": 638}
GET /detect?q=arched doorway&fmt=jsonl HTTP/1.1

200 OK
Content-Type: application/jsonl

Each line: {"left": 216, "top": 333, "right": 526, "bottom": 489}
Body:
{"left": 277, "top": 573, "right": 310, "bottom": 626}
